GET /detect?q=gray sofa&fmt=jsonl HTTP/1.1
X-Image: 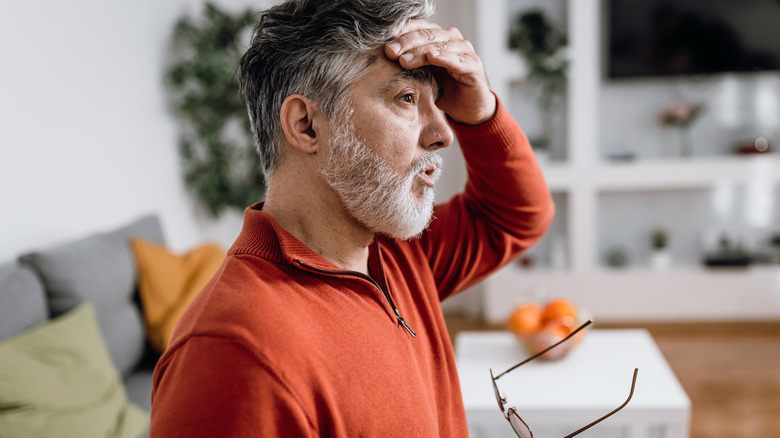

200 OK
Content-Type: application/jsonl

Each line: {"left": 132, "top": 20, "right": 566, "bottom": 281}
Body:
{"left": 0, "top": 215, "right": 165, "bottom": 437}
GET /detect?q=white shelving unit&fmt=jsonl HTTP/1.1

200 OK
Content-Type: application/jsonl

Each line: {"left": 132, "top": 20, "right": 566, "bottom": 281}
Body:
{"left": 544, "top": 155, "right": 780, "bottom": 192}
{"left": 474, "top": 0, "right": 780, "bottom": 324}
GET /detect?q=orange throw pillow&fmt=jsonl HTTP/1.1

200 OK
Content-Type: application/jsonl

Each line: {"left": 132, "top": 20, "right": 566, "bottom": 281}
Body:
{"left": 131, "top": 238, "right": 225, "bottom": 352}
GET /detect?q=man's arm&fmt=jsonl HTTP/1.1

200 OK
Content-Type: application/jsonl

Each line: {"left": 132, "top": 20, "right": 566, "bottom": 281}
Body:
{"left": 385, "top": 21, "right": 555, "bottom": 298}
{"left": 430, "top": 98, "right": 553, "bottom": 297}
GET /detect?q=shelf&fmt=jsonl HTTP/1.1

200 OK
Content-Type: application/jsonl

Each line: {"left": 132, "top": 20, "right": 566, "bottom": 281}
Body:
{"left": 596, "top": 155, "right": 780, "bottom": 192}
{"left": 473, "top": 0, "right": 780, "bottom": 323}
{"left": 539, "top": 154, "right": 780, "bottom": 193}
{"left": 483, "top": 265, "right": 780, "bottom": 324}
{"left": 506, "top": 264, "right": 780, "bottom": 280}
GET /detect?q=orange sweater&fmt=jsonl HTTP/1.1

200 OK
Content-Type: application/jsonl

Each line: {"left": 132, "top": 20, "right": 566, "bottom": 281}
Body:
{"left": 150, "top": 98, "right": 554, "bottom": 437}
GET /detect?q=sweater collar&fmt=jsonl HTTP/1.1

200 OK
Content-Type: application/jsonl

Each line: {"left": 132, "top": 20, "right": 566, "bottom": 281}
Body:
{"left": 228, "top": 201, "right": 377, "bottom": 272}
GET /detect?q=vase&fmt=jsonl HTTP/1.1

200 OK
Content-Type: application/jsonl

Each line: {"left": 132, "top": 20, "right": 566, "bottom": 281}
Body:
{"left": 678, "top": 128, "right": 693, "bottom": 157}
{"left": 650, "top": 250, "right": 672, "bottom": 270}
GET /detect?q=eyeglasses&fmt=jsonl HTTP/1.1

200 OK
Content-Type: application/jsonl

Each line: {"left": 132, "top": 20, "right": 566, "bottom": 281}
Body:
{"left": 490, "top": 320, "right": 639, "bottom": 438}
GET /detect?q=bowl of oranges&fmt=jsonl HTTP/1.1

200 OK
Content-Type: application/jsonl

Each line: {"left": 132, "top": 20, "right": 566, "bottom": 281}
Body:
{"left": 506, "top": 297, "right": 587, "bottom": 361}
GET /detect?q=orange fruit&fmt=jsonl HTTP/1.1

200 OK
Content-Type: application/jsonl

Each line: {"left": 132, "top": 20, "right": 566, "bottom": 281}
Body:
{"left": 524, "top": 326, "right": 569, "bottom": 361}
{"left": 507, "top": 302, "right": 542, "bottom": 336}
{"left": 524, "top": 319, "right": 584, "bottom": 360}
{"left": 544, "top": 318, "right": 584, "bottom": 347}
{"left": 544, "top": 320, "right": 573, "bottom": 338}
{"left": 541, "top": 298, "right": 578, "bottom": 326}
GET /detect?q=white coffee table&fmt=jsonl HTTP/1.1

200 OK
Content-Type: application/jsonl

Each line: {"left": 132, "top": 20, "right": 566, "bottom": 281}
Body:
{"left": 455, "top": 329, "right": 690, "bottom": 438}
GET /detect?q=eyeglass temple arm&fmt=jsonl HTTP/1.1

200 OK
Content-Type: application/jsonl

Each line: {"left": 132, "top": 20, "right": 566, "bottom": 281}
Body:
{"left": 494, "top": 319, "right": 593, "bottom": 380}
{"left": 562, "top": 367, "right": 639, "bottom": 438}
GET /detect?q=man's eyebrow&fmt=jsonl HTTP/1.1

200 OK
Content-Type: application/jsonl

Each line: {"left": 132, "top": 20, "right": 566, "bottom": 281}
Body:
{"left": 381, "top": 68, "right": 442, "bottom": 100}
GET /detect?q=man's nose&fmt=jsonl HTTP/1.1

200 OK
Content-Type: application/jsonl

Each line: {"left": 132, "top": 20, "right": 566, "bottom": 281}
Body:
{"left": 420, "top": 106, "right": 454, "bottom": 151}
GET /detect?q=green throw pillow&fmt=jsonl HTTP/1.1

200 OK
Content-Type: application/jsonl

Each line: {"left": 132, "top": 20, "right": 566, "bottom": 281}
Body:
{"left": 0, "top": 302, "right": 149, "bottom": 438}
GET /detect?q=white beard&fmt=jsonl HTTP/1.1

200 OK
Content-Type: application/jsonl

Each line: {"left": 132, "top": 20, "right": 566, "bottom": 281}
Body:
{"left": 320, "top": 123, "right": 443, "bottom": 240}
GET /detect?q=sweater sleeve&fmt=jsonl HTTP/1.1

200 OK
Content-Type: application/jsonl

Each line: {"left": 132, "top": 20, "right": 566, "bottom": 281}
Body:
{"left": 150, "top": 336, "right": 315, "bottom": 437}
{"left": 421, "top": 95, "right": 555, "bottom": 299}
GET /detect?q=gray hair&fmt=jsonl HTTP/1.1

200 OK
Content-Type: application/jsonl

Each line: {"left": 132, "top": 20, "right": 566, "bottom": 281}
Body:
{"left": 238, "top": 0, "right": 435, "bottom": 177}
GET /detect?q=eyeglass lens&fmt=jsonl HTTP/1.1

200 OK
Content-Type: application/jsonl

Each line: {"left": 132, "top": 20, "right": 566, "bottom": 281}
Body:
{"left": 492, "top": 368, "right": 535, "bottom": 438}
{"left": 508, "top": 408, "right": 534, "bottom": 438}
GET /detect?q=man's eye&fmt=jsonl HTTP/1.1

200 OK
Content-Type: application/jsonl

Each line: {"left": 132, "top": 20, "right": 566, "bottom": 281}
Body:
{"left": 400, "top": 93, "right": 416, "bottom": 104}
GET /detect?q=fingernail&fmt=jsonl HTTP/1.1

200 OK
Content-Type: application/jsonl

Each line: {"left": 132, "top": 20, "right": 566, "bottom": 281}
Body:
{"left": 401, "top": 53, "right": 414, "bottom": 63}
{"left": 388, "top": 42, "right": 401, "bottom": 54}
{"left": 430, "top": 50, "right": 440, "bottom": 57}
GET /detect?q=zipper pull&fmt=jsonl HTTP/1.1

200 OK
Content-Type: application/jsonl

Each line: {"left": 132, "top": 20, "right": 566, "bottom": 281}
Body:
{"left": 391, "top": 306, "right": 416, "bottom": 337}
{"left": 397, "top": 315, "right": 416, "bottom": 338}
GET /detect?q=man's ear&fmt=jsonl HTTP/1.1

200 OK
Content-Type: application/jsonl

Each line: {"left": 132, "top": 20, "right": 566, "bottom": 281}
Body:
{"left": 280, "top": 94, "right": 323, "bottom": 154}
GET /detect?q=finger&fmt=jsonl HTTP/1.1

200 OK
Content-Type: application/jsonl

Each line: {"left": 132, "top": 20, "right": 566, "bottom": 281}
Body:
{"left": 426, "top": 50, "right": 484, "bottom": 87}
{"left": 431, "top": 55, "right": 487, "bottom": 88}
{"left": 396, "top": 39, "right": 478, "bottom": 74}
{"left": 397, "top": 29, "right": 466, "bottom": 66}
{"left": 396, "top": 19, "right": 442, "bottom": 36}
{"left": 385, "top": 22, "right": 452, "bottom": 60}
{"left": 391, "top": 25, "right": 460, "bottom": 57}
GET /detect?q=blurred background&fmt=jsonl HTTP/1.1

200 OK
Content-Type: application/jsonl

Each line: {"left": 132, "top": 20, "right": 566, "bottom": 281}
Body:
{"left": 445, "top": 0, "right": 780, "bottom": 325}
{"left": 2, "top": 0, "right": 779, "bottom": 436}
{"left": 3, "top": 0, "right": 778, "bottom": 323}
{"left": 0, "top": 0, "right": 268, "bottom": 264}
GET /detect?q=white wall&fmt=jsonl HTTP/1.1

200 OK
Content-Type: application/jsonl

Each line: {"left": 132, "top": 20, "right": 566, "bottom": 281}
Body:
{"left": 0, "top": 0, "right": 477, "bottom": 265}
{"left": 0, "top": 0, "right": 280, "bottom": 263}
{"left": 1, "top": 1, "right": 172, "bottom": 260}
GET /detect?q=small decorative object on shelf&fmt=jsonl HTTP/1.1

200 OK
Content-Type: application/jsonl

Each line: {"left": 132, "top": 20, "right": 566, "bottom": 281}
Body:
{"left": 607, "top": 152, "right": 637, "bottom": 162}
{"left": 770, "top": 234, "right": 780, "bottom": 264}
{"left": 649, "top": 228, "right": 671, "bottom": 270}
{"left": 658, "top": 101, "right": 705, "bottom": 157}
{"left": 702, "top": 233, "right": 752, "bottom": 268}
{"left": 606, "top": 248, "right": 629, "bottom": 268}
{"left": 735, "top": 136, "right": 772, "bottom": 155}
{"left": 749, "top": 230, "right": 780, "bottom": 265}
{"left": 506, "top": 298, "right": 588, "bottom": 361}
{"left": 508, "top": 9, "right": 568, "bottom": 159}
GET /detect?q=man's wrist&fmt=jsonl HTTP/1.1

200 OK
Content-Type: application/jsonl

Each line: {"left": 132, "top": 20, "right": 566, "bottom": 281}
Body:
{"left": 446, "top": 92, "right": 498, "bottom": 126}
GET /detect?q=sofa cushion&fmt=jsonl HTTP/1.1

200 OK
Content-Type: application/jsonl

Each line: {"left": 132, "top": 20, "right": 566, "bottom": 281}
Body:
{"left": 0, "top": 302, "right": 149, "bottom": 438}
{"left": 0, "top": 262, "right": 48, "bottom": 341}
{"left": 131, "top": 238, "right": 225, "bottom": 352}
{"left": 19, "top": 215, "right": 165, "bottom": 376}
{"left": 124, "top": 370, "right": 155, "bottom": 413}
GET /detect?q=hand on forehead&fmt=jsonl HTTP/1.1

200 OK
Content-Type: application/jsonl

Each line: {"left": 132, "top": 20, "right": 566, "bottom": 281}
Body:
{"left": 385, "top": 20, "right": 449, "bottom": 68}
{"left": 384, "top": 19, "right": 495, "bottom": 125}
{"left": 392, "top": 19, "right": 442, "bottom": 40}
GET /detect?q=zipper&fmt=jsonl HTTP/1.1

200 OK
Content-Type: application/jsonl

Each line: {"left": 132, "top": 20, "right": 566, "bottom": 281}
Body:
{"left": 296, "top": 260, "right": 417, "bottom": 338}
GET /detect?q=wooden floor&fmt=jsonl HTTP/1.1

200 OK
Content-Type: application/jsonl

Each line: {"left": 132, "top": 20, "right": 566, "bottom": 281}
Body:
{"left": 444, "top": 315, "right": 780, "bottom": 438}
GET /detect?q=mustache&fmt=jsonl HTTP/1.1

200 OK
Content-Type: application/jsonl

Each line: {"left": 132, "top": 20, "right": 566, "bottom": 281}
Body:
{"left": 408, "top": 152, "right": 444, "bottom": 179}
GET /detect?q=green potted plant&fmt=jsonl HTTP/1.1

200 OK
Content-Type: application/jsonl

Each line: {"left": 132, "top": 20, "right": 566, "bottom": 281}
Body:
{"left": 508, "top": 9, "right": 568, "bottom": 159}
{"left": 166, "top": 3, "right": 264, "bottom": 218}
{"left": 650, "top": 228, "right": 671, "bottom": 270}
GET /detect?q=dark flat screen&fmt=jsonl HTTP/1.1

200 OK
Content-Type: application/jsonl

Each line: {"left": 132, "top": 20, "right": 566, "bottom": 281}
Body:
{"left": 608, "top": 0, "right": 780, "bottom": 78}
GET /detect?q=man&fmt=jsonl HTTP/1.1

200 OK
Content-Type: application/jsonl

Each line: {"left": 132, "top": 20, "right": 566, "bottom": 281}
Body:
{"left": 150, "top": 0, "right": 554, "bottom": 436}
